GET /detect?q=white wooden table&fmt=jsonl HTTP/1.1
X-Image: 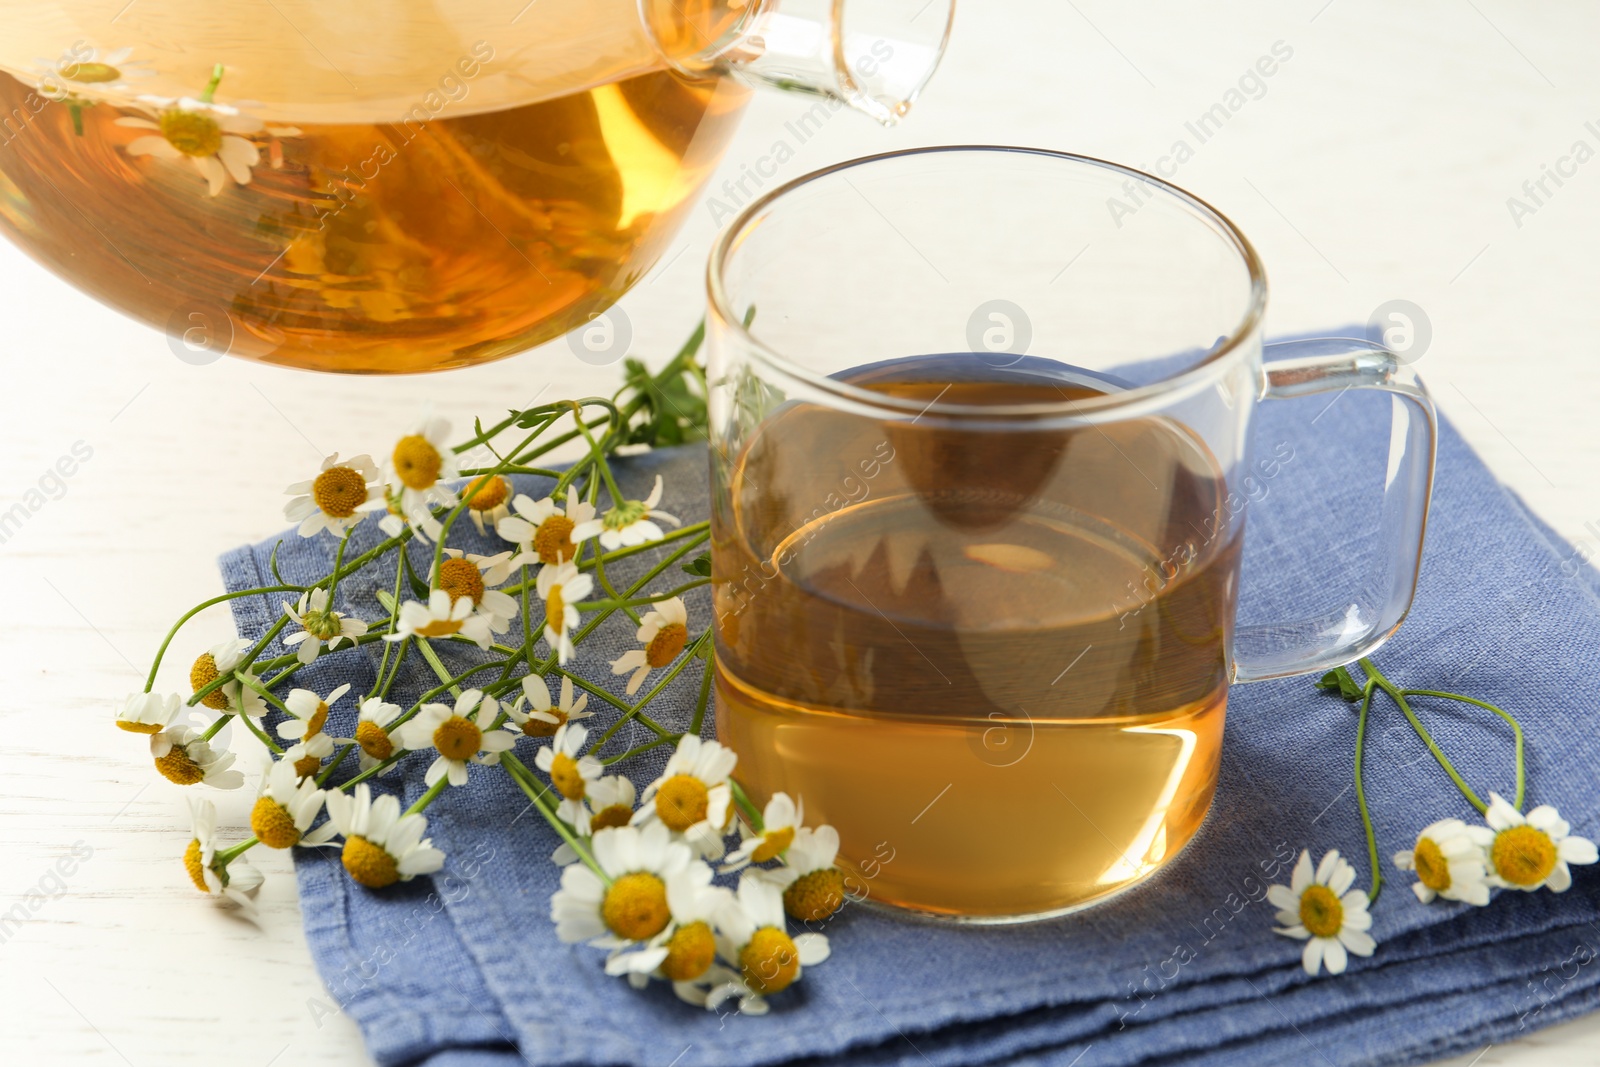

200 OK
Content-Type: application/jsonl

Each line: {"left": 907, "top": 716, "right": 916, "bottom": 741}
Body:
{"left": 2, "top": 2, "right": 1596, "bottom": 1064}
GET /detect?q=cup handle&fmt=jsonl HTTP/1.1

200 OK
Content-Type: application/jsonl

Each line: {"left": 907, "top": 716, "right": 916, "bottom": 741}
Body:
{"left": 1231, "top": 338, "right": 1438, "bottom": 683}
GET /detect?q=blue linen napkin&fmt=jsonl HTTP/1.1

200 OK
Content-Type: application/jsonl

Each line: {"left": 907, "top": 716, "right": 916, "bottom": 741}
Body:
{"left": 221, "top": 344, "right": 1600, "bottom": 1067}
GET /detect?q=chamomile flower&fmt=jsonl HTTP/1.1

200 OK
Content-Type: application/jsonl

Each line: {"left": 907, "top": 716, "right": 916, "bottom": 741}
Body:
{"left": 724, "top": 793, "right": 803, "bottom": 873}
{"left": 706, "top": 875, "right": 830, "bottom": 1015}
{"left": 183, "top": 796, "right": 263, "bottom": 912}
{"left": 536, "top": 561, "right": 593, "bottom": 664}
{"left": 117, "top": 690, "right": 180, "bottom": 734}
{"left": 188, "top": 637, "right": 267, "bottom": 717}
{"left": 463, "top": 474, "right": 514, "bottom": 536}
{"left": 1471, "top": 793, "right": 1597, "bottom": 894}
{"left": 534, "top": 723, "right": 604, "bottom": 827}
{"left": 282, "top": 587, "right": 368, "bottom": 665}
{"left": 433, "top": 548, "right": 519, "bottom": 633}
{"left": 607, "top": 862, "right": 735, "bottom": 1005}
{"left": 283, "top": 740, "right": 325, "bottom": 781}
{"left": 388, "top": 588, "right": 494, "bottom": 650}
{"left": 760, "top": 824, "right": 846, "bottom": 922}
{"left": 117, "top": 94, "right": 283, "bottom": 197}
{"left": 497, "top": 486, "right": 602, "bottom": 564}
{"left": 34, "top": 45, "right": 153, "bottom": 99}
{"left": 504, "top": 673, "right": 592, "bottom": 739}
{"left": 275, "top": 683, "right": 348, "bottom": 757}
{"left": 388, "top": 416, "right": 459, "bottom": 541}
{"left": 549, "top": 823, "right": 693, "bottom": 946}
{"left": 1268, "top": 850, "right": 1376, "bottom": 976}
{"left": 609, "top": 596, "right": 690, "bottom": 696}
{"left": 332, "top": 697, "right": 404, "bottom": 773}
{"left": 1393, "top": 818, "right": 1491, "bottom": 906}
{"left": 398, "top": 690, "right": 514, "bottom": 788}
{"left": 283, "top": 453, "right": 381, "bottom": 538}
{"left": 633, "top": 735, "right": 737, "bottom": 860}
{"left": 598, "top": 475, "right": 680, "bottom": 550}
{"left": 551, "top": 776, "right": 639, "bottom": 866}
{"left": 152, "top": 724, "right": 244, "bottom": 789}
{"left": 251, "top": 757, "right": 326, "bottom": 849}
{"left": 323, "top": 783, "right": 446, "bottom": 889}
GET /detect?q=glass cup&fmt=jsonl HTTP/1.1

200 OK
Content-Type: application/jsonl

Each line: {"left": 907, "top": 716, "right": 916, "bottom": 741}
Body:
{"left": 704, "top": 146, "right": 1436, "bottom": 922}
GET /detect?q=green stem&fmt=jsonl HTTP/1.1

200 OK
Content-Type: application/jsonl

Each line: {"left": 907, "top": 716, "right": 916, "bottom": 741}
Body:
{"left": 499, "top": 753, "right": 610, "bottom": 885}
{"left": 199, "top": 712, "right": 234, "bottom": 743}
{"left": 585, "top": 631, "right": 709, "bottom": 756}
{"left": 237, "top": 711, "right": 285, "bottom": 755}
{"left": 1401, "top": 689, "right": 1526, "bottom": 810}
{"left": 414, "top": 638, "right": 463, "bottom": 700}
{"left": 405, "top": 775, "right": 449, "bottom": 816}
{"left": 1353, "top": 680, "right": 1383, "bottom": 903}
{"left": 572, "top": 578, "right": 709, "bottom": 612}
{"left": 1358, "top": 658, "right": 1487, "bottom": 814}
{"left": 689, "top": 643, "right": 715, "bottom": 736}
{"left": 143, "top": 585, "right": 301, "bottom": 692}
{"left": 598, "top": 734, "right": 677, "bottom": 767}
{"left": 324, "top": 528, "right": 353, "bottom": 602}
{"left": 729, "top": 778, "right": 763, "bottom": 831}
{"left": 214, "top": 839, "right": 258, "bottom": 868}
{"left": 367, "top": 555, "right": 408, "bottom": 700}
{"left": 199, "top": 63, "right": 224, "bottom": 104}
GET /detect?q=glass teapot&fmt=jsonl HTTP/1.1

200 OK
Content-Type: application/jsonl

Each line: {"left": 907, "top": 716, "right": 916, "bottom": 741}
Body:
{"left": 0, "top": 1, "right": 953, "bottom": 372}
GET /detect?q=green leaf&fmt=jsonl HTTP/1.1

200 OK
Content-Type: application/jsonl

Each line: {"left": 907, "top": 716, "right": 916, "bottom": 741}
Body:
{"left": 682, "top": 552, "right": 711, "bottom": 577}
{"left": 1316, "top": 667, "right": 1364, "bottom": 702}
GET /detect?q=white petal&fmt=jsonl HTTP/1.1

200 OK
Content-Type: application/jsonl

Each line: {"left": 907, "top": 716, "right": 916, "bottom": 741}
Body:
{"left": 1321, "top": 937, "right": 1349, "bottom": 975}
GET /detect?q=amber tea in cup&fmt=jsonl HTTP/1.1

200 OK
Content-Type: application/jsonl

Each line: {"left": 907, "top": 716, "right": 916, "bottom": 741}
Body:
{"left": 706, "top": 148, "right": 1436, "bottom": 921}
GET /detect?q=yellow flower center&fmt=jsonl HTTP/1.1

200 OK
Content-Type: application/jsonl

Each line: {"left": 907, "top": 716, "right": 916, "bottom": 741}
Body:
{"left": 1492, "top": 825, "right": 1558, "bottom": 887}
{"left": 156, "top": 744, "right": 204, "bottom": 785}
{"left": 64, "top": 61, "right": 122, "bottom": 84}
{"left": 533, "top": 515, "right": 578, "bottom": 564}
{"left": 1412, "top": 836, "right": 1451, "bottom": 892}
{"left": 544, "top": 585, "right": 567, "bottom": 634}
{"left": 1298, "top": 884, "right": 1344, "bottom": 939}
{"left": 590, "top": 803, "right": 632, "bottom": 832}
{"left": 293, "top": 754, "right": 322, "bottom": 779}
{"left": 784, "top": 867, "right": 846, "bottom": 922}
{"left": 414, "top": 615, "right": 464, "bottom": 638}
{"left": 433, "top": 715, "right": 483, "bottom": 762}
{"left": 437, "top": 558, "right": 486, "bottom": 606}
{"left": 601, "top": 872, "right": 670, "bottom": 941}
{"left": 190, "top": 652, "right": 230, "bottom": 710}
{"left": 751, "top": 826, "right": 796, "bottom": 865}
{"left": 392, "top": 434, "right": 443, "bottom": 491}
{"left": 740, "top": 927, "right": 801, "bottom": 995}
{"left": 159, "top": 109, "right": 223, "bottom": 157}
{"left": 520, "top": 708, "right": 567, "bottom": 738}
{"left": 655, "top": 774, "right": 709, "bottom": 832}
{"left": 355, "top": 720, "right": 394, "bottom": 761}
{"left": 251, "top": 796, "right": 301, "bottom": 849}
{"left": 312, "top": 465, "right": 368, "bottom": 518}
{"left": 117, "top": 718, "right": 164, "bottom": 734}
{"left": 183, "top": 839, "right": 209, "bottom": 892}
{"left": 342, "top": 835, "right": 399, "bottom": 888}
{"left": 549, "top": 751, "right": 588, "bottom": 800}
{"left": 646, "top": 621, "right": 689, "bottom": 669}
{"left": 661, "top": 920, "right": 716, "bottom": 982}
{"left": 302, "top": 701, "right": 329, "bottom": 737}
{"left": 465, "top": 474, "right": 510, "bottom": 511}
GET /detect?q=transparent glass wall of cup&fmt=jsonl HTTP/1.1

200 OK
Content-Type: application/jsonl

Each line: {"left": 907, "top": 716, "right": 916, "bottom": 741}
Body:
{"left": 706, "top": 147, "right": 1436, "bottom": 922}
{"left": 0, "top": 0, "right": 951, "bottom": 373}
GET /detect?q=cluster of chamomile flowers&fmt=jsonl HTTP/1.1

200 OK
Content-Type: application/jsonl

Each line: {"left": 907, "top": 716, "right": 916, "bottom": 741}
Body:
{"left": 1267, "top": 797, "right": 1597, "bottom": 978}
{"left": 116, "top": 413, "right": 848, "bottom": 1011}
{"left": 548, "top": 737, "right": 846, "bottom": 1012}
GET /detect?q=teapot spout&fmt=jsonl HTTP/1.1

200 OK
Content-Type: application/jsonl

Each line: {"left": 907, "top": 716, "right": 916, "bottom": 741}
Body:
{"left": 643, "top": 0, "right": 955, "bottom": 126}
